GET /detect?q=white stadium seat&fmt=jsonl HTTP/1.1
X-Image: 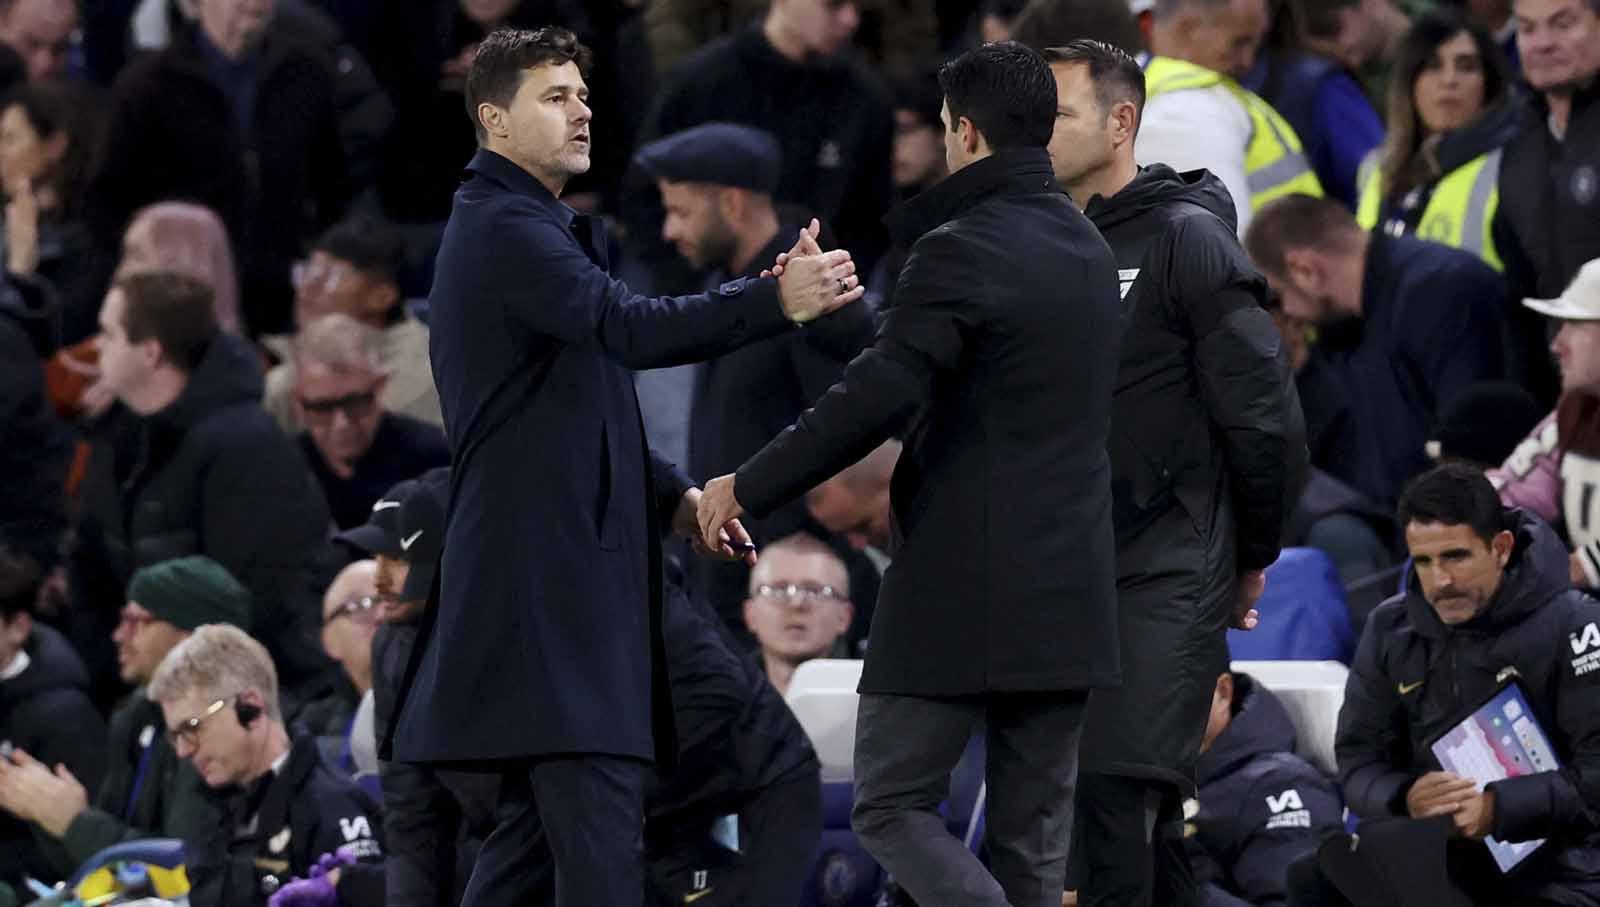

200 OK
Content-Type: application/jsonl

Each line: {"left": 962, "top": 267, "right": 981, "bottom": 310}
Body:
{"left": 1232, "top": 660, "right": 1349, "bottom": 776}
{"left": 786, "top": 658, "right": 866, "bottom": 783}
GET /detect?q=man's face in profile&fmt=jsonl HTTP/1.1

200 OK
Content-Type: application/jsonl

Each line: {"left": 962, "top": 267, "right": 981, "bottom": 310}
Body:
{"left": 501, "top": 62, "right": 592, "bottom": 183}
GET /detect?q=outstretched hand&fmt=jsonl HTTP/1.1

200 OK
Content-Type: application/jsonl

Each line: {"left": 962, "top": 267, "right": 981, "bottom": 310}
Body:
{"left": 772, "top": 218, "right": 865, "bottom": 323}
{"left": 675, "top": 486, "right": 757, "bottom": 565}
{"left": 695, "top": 475, "right": 753, "bottom": 561}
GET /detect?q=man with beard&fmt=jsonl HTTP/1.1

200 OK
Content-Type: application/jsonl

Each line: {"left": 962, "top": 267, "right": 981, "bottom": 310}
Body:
{"left": 1044, "top": 39, "right": 1306, "bottom": 907}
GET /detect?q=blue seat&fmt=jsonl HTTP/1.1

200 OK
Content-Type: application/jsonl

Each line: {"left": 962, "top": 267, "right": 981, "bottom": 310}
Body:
{"left": 800, "top": 782, "right": 885, "bottom": 907}
{"left": 1228, "top": 547, "right": 1356, "bottom": 663}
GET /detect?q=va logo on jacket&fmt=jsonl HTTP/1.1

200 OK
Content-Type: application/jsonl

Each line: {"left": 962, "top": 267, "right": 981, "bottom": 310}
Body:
{"left": 1118, "top": 269, "right": 1140, "bottom": 300}
{"left": 1264, "top": 789, "right": 1311, "bottom": 830}
{"left": 338, "top": 815, "right": 384, "bottom": 859}
{"left": 1571, "top": 622, "right": 1600, "bottom": 677}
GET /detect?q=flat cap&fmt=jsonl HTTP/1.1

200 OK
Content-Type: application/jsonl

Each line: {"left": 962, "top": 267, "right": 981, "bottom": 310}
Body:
{"left": 634, "top": 122, "right": 782, "bottom": 195}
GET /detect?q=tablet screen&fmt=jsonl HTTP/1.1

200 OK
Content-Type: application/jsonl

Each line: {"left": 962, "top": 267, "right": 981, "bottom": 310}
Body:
{"left": 1429, "top": 682, "right": 1559, "bottom": 872}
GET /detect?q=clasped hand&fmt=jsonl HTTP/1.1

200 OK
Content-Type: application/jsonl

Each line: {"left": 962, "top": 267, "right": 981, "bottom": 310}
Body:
{"left": 771, "top": 219, "right": 865, "bottom": 323}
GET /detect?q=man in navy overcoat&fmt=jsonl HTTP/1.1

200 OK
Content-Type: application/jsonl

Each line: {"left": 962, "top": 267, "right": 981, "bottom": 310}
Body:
{"left": 382, "top": 26, "right": 864, "bottom": 907}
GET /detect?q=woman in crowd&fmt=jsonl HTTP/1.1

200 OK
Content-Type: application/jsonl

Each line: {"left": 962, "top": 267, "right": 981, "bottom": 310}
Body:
{"left": 0, "top": 78, "right": 105, "bottom": 343}
{"left": 1355, "top": 9, "right": 1520, "bottom": 270}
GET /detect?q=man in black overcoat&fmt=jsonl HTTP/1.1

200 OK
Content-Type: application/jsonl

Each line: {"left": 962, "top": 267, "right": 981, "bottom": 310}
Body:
{"left": 382, "top": 26, "right": 864, "bottom": 907}
{"left": 698, "top": 41, "right": 1126, "bottom": 907}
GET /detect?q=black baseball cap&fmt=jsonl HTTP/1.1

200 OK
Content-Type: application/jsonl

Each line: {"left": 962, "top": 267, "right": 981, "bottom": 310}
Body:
{"left": 334, "top": 480, "right": 417, "bottom": 556}
{"left": 397, "top": 468, "right": 449, "bottom": 603}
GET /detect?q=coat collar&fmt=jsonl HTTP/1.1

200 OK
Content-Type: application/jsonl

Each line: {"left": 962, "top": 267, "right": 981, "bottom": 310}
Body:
{"left": 884, "top": 147, "right": 1063, "bottom": 245}
{"left": 464, "top": 149, "right": 576, "bottom": 224}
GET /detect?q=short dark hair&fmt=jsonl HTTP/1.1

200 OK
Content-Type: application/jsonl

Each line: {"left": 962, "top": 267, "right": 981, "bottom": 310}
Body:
{"left": 0, "top": 78, "right": 102, "bottom": 218}
{"left": 1043, "top": 40, "right": 1147, "bottom": 127}
{"left": 114, "top": 271, "right": 218, "bottom": 374}
{"left": 1242, "top": 193, "right": 1362, "bottom": 277}
{"left": 1013, "top": 0, "right": 1145, "bottom": 55}
{"left": 465, "top": 27, "right": 593, "bottom": 144}
{"left": 892, "top": 65, "right": 946, "bottom": 131}
{"left": 0, "top": 546, "right": 40, "bottom": 621}
{"left": 937, "top": 41, "right": 1057, "bottom": 151}
{"left": 312, "top": 214, "right": 404, "bottom": 288}
{"left": 1397, "top": 464, "right": 1506, "bottom": 545}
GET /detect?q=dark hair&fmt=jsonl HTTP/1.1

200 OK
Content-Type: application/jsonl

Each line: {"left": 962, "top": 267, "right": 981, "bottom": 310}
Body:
{"left": 0, "top": 77, "right": 103, "bottom": 219}
{"left": 114, "top": 271, "right": 218, "bottom": 374}
{"left": 0, "top": 546, "right": 40, "bottom": 621}
{"left": 312, "top": 214, "right": 404, "bottom": 287}
{"left": 1242, "top": 193, "right": 1362, "bottom": 277}
{"left": 1043, "top": 40, "right": 1147, "bottom": 127}
{"left": 1397, "top": 463, "right": 1505, "bottom": 544}
{"left": 892, "top": 65, "right": 946, "bottom": 131}
{"left": 937, "top": 41, "right": 1057, "bottom": 151}
{"left": 1013, "top": 0, "right": 1145, "bottom": 56}
{"left": 465, "top": 27, "right": 593, "bottom": 144}
{"left": 1378, "top": 9, "right": 1509, "bottom": 199}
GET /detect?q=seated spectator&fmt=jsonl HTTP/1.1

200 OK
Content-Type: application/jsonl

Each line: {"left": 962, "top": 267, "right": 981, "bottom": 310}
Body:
{"left": 0, "top": 548, "right": 105, "bottom": 899}
{"left": 46, "top": 200, "right": 246, "bottom": 429}
{"left": 0, "top": 0, "right": 75, "bottom": 81}
{"left": 1491, "top": 0, "right": 1600, "bottom": 311}
{"left": 1496, "top": 260, "right": 1600, "bottom": 589}
{"left": 1245, "top": 193, "right": 1518, "bottom": 511}
{"left": 336, "top": 475, "right": 496, "bottom": 907}
{"left": 71, "top": 271, "right": 333, "bottom": 710}
{"left": 743, "top": 533, "right": 854, "bottom": 696}
{"left": 1138, "top": 0, "right": 1323, "bottom": 237}
{"left": 0, "top": 78, "right": 106, "bottom": 343}
{"left": 1245, "top": 0, "right": 1385, "bottom": 208}
{"left": 149, "top": 623, "right": 383, "bottom": 907}
{"left": 0, "top": 266, "right": 69, "bottom": 563}
{"left": 85, "top": 0, "right": 349, "bottom": 337}
{"left": 1188, "top": 671, "right": 1343, "bottom": 906}
{"left": 1355, "top": 8, "right": 1531, "bottom": 354}
{"left": 806, "top": 439, "right": 900, "bottom": 555}
{"left": 302, "top": 559, "right": 381, "bottom": 772}
{"left": 0, "top": 556, "right": 243, "bottom": 880}
{"left": 1303, "top": 464, "right": 1600, "bottom": 905}
{"left": 289, "top": 314, "right": 448, "bottom": 530}
{"left": 890, "top": 68, "right": 948, "bottom": 202}
{"left": 264, "top": 215, "right": 440, "bottom": 433}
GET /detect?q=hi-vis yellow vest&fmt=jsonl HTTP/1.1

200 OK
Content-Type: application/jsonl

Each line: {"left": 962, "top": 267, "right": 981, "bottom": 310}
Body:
{"left": 1354, "top": 148, "right": 1503, "bottom": 272}
{"left": 1144, "top": 56, "right": 1324, "bottom": 208}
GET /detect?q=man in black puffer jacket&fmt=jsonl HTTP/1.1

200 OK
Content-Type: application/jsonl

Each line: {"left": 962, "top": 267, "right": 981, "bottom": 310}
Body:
{"left": 0, "top": 273, "right": 70, "bottom": 565}
{"left": 1044, "top": 41, "right": 1306, "bottom": 906}
{"left": 1187, "top": 672, "right": 1344, "bottom": 906}
{"left": 71, "top": 272, "right": 334, "bottom": 710}
{"left": 1317, "top": 464, "right": 1600, "bottom": 904}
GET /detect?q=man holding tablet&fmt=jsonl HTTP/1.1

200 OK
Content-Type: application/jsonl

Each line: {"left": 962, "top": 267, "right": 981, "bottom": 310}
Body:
{"left": 1301, "top": 464, "right": 1600, "bottom": 904}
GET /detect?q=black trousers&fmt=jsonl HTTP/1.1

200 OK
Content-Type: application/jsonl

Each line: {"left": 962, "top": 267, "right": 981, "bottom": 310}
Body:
{"left": 1069, "top": 773, "right": 1197, "bottom": 907}
{"left": 461, "top": 754, "right": 650, "bottom": 907}
{"left": 646, "top": 770, "right": 824, "bottom": 906}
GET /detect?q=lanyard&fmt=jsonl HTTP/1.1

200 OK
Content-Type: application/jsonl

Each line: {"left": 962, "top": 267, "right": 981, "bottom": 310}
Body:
{"left": 123, "top": 724, "right": 157, "bottom": 822}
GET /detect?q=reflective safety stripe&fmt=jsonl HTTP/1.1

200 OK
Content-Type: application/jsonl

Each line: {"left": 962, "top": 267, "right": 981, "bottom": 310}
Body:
{"left": 1458, "top": 147, "right": 1500, "bottom": 261}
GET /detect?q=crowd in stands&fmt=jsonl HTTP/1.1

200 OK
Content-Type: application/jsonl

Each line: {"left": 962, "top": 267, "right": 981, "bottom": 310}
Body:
{"left": 0, "top": 0, "right": 1595, "bottom": 903}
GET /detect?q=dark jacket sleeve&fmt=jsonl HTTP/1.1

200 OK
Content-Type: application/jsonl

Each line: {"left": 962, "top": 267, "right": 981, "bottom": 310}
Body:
{"left": 789, "top": 298, "right": 877, "bottom": 404}
{"left": 1225, "top": 769, "right": 1345, "bottom": 906}
{"left": 495, "top": 205, "right": 797, "bottom": 370}
{"left": 62, "top": 753, "right": 222, "bottom": 873}
{"left": 650, "top": 447, "right": 695, "bottom": 526}
{"left": 1490, "top": 204, "right": 1539, "bottom": 303}
{"left": 737, "top": 228, "right": 975, "bottom": 517}
{"left": 1336, "top": 605, "right": 1417, "bottom": 818}
{"left": 379, "top": 762, "right": 462, "bottom": 907}
{"left": 22, "top": 691, "right": 108, "bottom": 799}
{"left": 1176, "top": 218, "right": 1308, "bottom": 571}
{"left": 1399, "top": 258, "right": 1517, "bottom": 398}
{"left": 1488, "top": 594, "right": 1600, "bottom": 843}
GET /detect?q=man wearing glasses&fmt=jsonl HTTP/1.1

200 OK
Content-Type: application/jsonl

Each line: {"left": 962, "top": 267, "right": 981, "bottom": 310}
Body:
{"left": 0, "top": 556, "right": 245, "bottom": 881}
{"left": 295, "top": 560, "right": 382, "bottom": 773}
{"left": 742, "top": 532, "right": 855, "bottom": 696}
{"left": 148, "top": 623, "right": 384, "bottom": 907}
{"left": 292, "top": 314, "right": 449, "bottom": 530}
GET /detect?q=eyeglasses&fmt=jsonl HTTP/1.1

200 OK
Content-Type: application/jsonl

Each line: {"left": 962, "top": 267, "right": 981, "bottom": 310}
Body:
{"left": 166, "top": 697, "right": 231, "bottom": 750}
{"left": 291, "top": 258, "right": 352, "bottom": 295}
{"left": 298, "top": 389, "right": 380, "bottom": 425}
{"left": 752, "top": 583, "right": 846, "bottom": 605}
{"left": 323, "top": 595, "right": 379, "bottom": 627}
